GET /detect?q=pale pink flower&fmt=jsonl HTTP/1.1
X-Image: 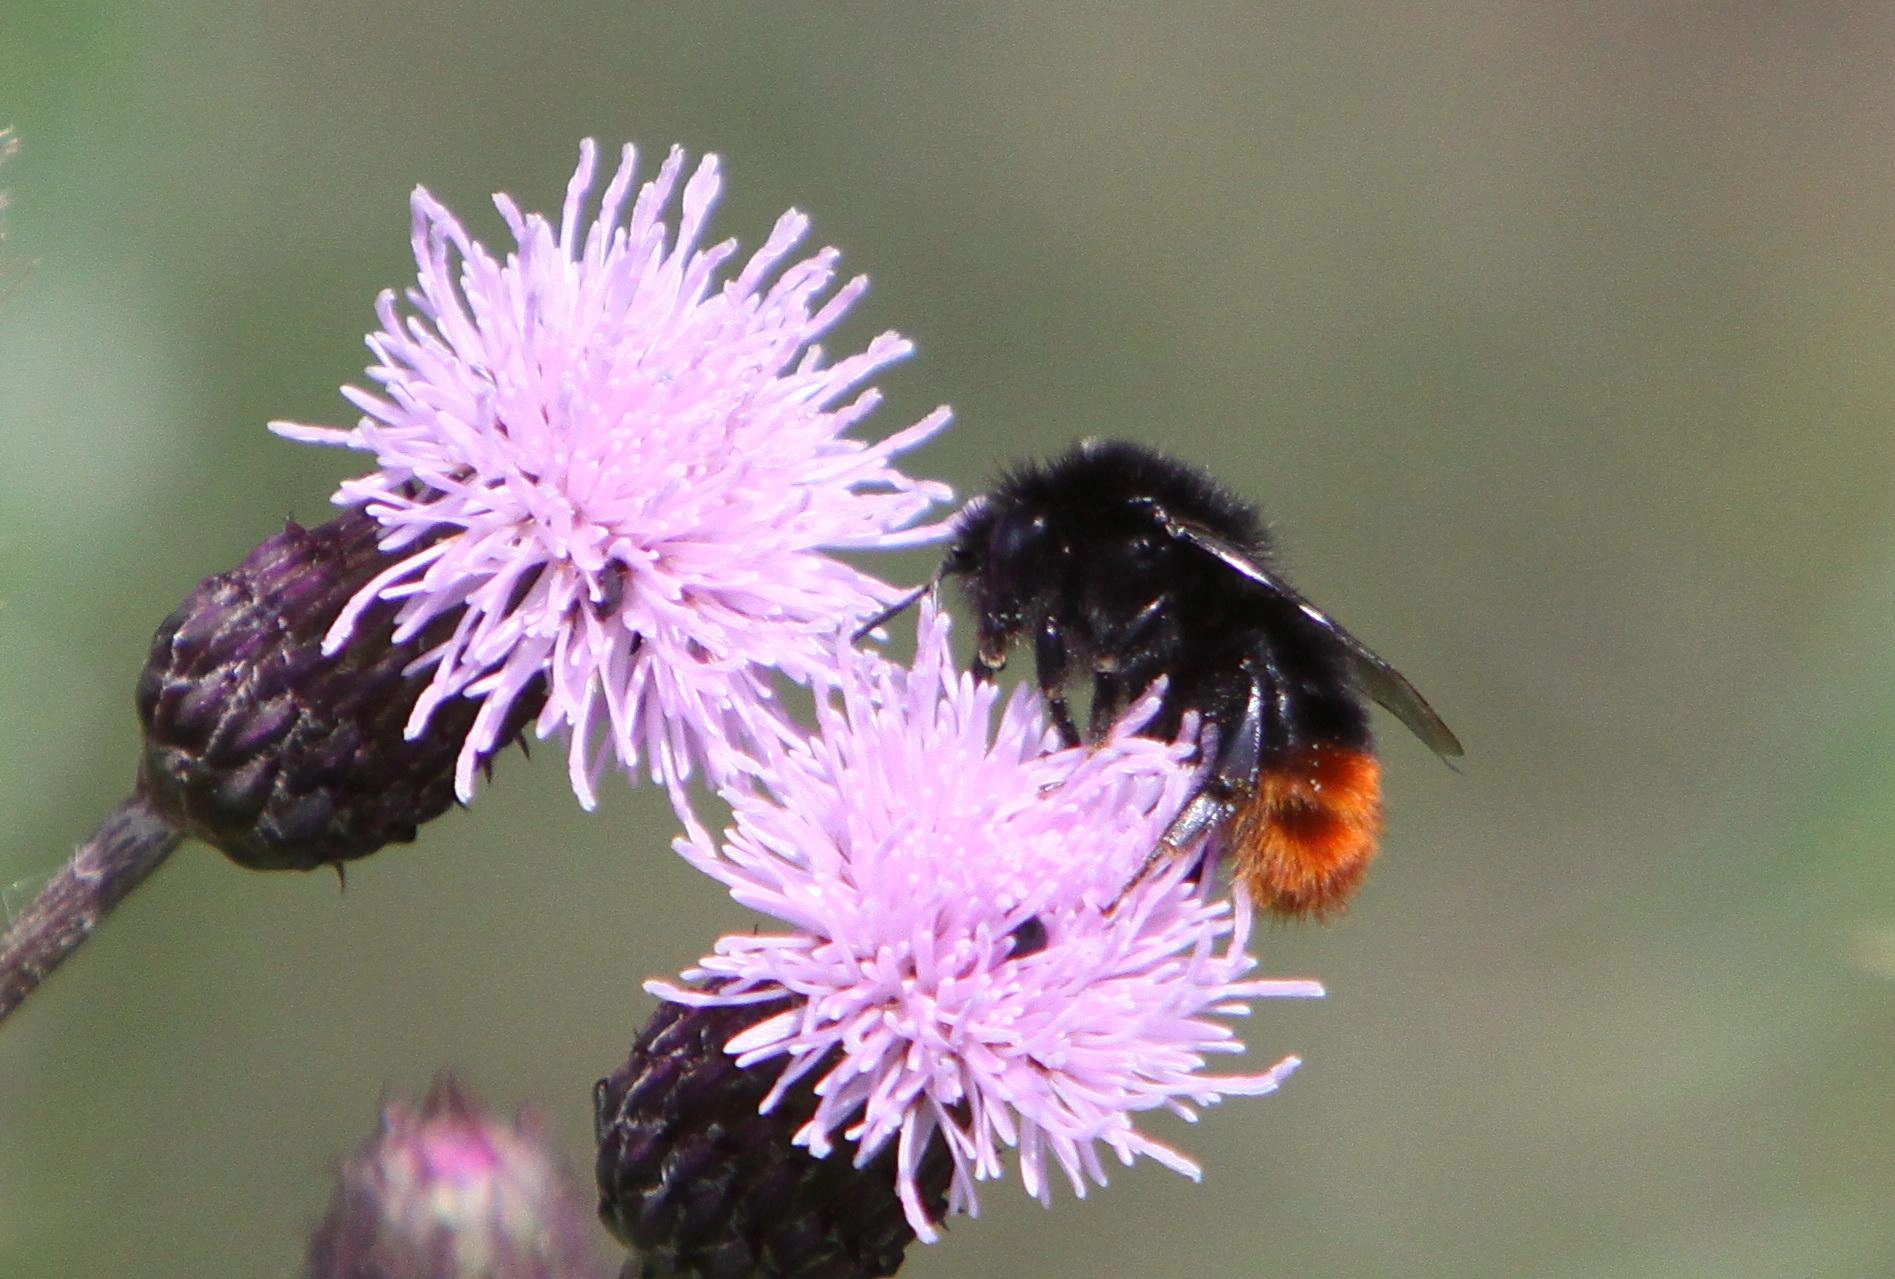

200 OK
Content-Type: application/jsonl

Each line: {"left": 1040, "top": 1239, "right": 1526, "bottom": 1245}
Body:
{"left": 654, "top": 602, "right": 1324, "bottom": 1239}
{"left": 275, "top": 141, "right": 951, "bottom": 806}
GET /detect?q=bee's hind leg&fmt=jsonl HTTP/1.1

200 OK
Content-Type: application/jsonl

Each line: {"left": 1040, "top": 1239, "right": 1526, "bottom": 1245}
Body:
{"left": 1114, "top": 665, "right": 1269, "bottom": 906}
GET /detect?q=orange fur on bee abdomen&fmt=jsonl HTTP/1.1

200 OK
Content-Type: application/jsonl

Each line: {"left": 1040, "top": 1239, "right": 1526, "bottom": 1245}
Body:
{"left": 1227, "top": 747, "right": 1384, "bottom": 921}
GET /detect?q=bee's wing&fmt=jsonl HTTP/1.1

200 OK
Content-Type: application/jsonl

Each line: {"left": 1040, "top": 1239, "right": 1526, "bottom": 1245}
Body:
{"left": 1152, "top": 506, "right": 1465, "bottom": 760}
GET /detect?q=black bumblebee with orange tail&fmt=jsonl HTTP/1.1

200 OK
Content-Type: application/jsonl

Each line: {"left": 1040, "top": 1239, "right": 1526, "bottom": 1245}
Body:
{"left": 867, "top": 438, "right": 1461, "bottom": 919}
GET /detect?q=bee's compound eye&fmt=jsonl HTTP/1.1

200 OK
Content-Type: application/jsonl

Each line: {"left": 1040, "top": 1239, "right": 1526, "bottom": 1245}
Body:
{"left": 988, "top": 511, "right": 1050, "bottom": 567}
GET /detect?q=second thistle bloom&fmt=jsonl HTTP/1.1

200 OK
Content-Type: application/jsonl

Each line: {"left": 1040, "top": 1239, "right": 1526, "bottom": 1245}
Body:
{"left": 276, "top": 141, "right": 951, "bottom": 806}
{"left": 648, "top": 603, "right": 1324, "bottom": 1241}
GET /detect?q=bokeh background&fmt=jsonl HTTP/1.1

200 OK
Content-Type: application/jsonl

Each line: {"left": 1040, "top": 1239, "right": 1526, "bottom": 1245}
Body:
{"left": 3, "top": 4, "right": 1893, "bottom": 1276}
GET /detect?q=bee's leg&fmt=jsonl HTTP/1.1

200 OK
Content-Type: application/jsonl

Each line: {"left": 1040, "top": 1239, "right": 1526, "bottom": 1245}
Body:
{"left": 1089, "top": 669, "right": 1126, "bottom": 739}
{"left": 1172, "top": 666, "right": 1268, "bottom": 856}
{"left": 1093, "top": 596, "right": 1180, "bottom": 738}
{"left": 1113, "top": 667, "right": 1268, "bottom": 908}
{"left": 1161, "top": 789, "right": 1235, "bottom": 857}
{"left": 1033, "top": 616, "right": 1083, "bottom": 747}
{"left": 1205, "top": 662, "right": 1271, "bottom": 819}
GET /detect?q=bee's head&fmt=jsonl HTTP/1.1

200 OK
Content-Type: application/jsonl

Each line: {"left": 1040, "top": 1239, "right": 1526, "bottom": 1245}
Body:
{"left": 944, "top": 495, "right": 1059, "bottom": 679}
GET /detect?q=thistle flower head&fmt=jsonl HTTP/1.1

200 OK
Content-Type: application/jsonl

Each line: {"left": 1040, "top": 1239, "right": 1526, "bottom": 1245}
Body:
{"left": 307, "top": 1077, "right": 601, "bottom": 1279}
{"left": 275, "top": 141, "right": 952, "bottom": 807}
{"left": 654, "top": 602, "right": 1323, "bottom": 1240}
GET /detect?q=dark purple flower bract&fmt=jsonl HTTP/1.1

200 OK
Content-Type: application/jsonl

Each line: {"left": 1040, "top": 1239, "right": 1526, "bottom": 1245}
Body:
{"left": 276, "top": 141, "right": 951, "bottom": 807}
{"left": 654, "top": 602, "right": 1324, "bottom": 1239}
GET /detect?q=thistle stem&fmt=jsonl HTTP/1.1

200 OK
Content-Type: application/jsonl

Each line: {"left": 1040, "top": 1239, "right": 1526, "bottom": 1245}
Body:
{"left": 0, "top": 795, "right": 181, "bottom": 1026}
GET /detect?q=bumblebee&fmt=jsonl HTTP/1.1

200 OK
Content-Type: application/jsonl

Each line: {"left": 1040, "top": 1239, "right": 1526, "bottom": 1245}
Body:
{"left": 872, "top": 438, "right": 1461, "bottom": 919}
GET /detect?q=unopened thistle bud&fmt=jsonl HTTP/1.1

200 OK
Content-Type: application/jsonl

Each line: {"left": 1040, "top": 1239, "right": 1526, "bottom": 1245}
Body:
{"left": 595, "top": 995, "right": 952, "bottom": 1279}
{"left": 307, "top": 1077, "right": 604, "bottom": 1279}
{"left": 135, "top": 508, "right": 538, "bottom": 871}
{"left": 0, "top": 511, "right": 539, "bottom": 1022}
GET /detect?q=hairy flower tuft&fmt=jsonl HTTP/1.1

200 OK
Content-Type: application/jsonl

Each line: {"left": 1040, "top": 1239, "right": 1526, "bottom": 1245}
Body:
{"left": 654, "top": 602, "right": 1323, "bottom": 1239}
{"left": 276, "top": 140, "right": 951, "bottom": 806}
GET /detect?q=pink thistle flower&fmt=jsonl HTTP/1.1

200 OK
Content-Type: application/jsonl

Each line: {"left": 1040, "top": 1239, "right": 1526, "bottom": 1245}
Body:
{"left": 652, "top": 601, "right": 1324, "bottom": 1240}
{"left": 274, "top": 141, "right": 952, "bottom": 806}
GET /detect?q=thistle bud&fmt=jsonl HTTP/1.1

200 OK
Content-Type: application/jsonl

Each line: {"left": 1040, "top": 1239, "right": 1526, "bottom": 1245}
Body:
{"left": 307, "top": 1077, "right": 604, "bottom": 1279}
{"left": 134, "top": 509, "right": 539, "bottom": 871}
{"left": 595, "top": 996, "right": 952, "bottom": 1279}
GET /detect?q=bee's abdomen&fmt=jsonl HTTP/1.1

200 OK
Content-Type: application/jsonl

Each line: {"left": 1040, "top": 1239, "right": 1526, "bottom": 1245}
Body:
{"left": 1227, "top": 746, "right": 1384, "bottom": 920}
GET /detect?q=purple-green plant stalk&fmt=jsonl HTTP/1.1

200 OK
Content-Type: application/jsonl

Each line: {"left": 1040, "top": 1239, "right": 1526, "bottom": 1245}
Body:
{"left": 0, "top": 797, "right": 178, "bottom": 1021}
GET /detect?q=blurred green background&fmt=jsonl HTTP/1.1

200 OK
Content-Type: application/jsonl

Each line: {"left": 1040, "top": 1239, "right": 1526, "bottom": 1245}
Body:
{"left": 3, "top": 4, "right": 1894, "bottom": 1276}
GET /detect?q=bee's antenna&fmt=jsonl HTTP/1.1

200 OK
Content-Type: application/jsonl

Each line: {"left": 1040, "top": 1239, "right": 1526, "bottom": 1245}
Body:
{"left": 852, "top": 581, "right": 933, "bottom": 643}
{"left": 854, "top": 498, "right": 983, "bottom": 644}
